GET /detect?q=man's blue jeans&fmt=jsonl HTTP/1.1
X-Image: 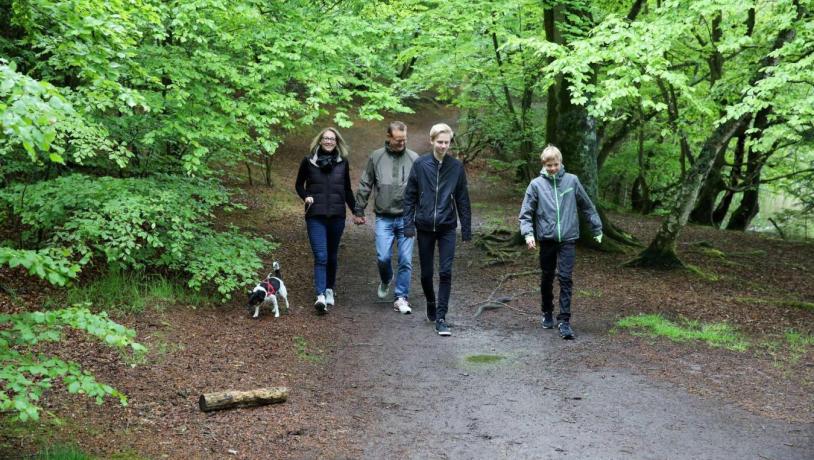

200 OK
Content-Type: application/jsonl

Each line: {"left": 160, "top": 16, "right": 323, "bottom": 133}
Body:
{"left": 306, "top": 216, "right": 346, "bottom": 296}
{"left": 375, "top": 215, "right": 414, "bottom": 300}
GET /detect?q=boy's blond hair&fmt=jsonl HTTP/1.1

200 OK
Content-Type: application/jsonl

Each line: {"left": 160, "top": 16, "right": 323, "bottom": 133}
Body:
{"left": 429, "top": 123, "right": 454, "bottom": 141}
{"left": 540, "top": 144, "right": 562, "bottom": 163}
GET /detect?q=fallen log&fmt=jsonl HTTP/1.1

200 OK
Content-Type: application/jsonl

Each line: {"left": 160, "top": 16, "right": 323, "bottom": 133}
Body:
{"left": 199, "top": 387, "right": 289, "bottom": 412}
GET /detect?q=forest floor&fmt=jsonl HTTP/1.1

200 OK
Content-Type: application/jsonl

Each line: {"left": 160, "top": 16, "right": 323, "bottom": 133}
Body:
{"left": 1, "top": 103, "right": 813, "bottom": 459}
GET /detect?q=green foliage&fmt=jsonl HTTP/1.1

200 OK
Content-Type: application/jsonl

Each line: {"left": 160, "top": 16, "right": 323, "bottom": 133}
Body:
{"left": 0, "top": 247, "right": 81, "bottom": 286}
{"left": 0, "top": 60, "right": 73, "bottom": 163}
{"left": 0, "top": 306, "right": 145, "bottom": 421}
{"left": 0, "top": 174, "right": 273, "bottom": 299}
{"left": 617, "top": 313, "right": 749, "bottom": 351}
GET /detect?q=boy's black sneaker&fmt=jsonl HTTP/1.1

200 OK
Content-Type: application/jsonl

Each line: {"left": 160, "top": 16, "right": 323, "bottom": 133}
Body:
{"left": 558, "top": 321, "right": 575, "bottom": 340}
{"left": 541, "top": 312, "right": 554, "bottom": 329}
{"left": 426, "top": 302, "right": 437, "bottom": 322}
{"left": 435, "top": 319, "right": 451, "bottom": 336}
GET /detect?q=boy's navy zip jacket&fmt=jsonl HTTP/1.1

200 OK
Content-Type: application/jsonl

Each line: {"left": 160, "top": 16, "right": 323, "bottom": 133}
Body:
{"left": 295, "top": 148, "right": 356, "bottom": 219}
{"left": 403, "top": 153, "right": 472, "bottom": 240}
{"left": 518, "top": 166, "right": 602, "bottom": 242}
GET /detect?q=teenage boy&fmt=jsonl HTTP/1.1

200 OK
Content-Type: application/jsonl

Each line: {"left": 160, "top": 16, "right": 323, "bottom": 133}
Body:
{"left": 518, "top": 145, "right": 602, "bottom": 339}
{"left": 354, "top": 121, "right": 420, "bottom": 314}
{"left": 403, "top": 123, "right": 472, "bottom": 336}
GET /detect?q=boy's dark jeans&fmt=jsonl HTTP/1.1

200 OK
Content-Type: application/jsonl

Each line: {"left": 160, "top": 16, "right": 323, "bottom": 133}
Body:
{"left": 539, "top": 240, "right": 576, "bottom": 322}
{"left": 417, "top": 228, "right": 456, "bottom": 320}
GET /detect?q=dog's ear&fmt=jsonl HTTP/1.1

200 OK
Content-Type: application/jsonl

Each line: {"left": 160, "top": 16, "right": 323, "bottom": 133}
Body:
{"left": 247, "top": 290, "right": 264, "bottom": 306}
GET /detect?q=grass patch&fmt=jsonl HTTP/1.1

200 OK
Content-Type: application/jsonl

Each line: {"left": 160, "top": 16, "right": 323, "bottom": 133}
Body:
{"left": 616, "top": 314, "right": 749, "bottom": 351}
{"left": 62, "top": 269, "right": 214, "bottom": 313}
{"left": 465, "top": 354, "right": 505, "bottom": 364}
{"left": 685, "top": 264, "right": 719, "bottom": 282}
{"left": 293, "top": 336, "right": 323, "bottom": 363}
{"left": 576, "top": 289, "right": 602, "bottom": 298}
{"left": 736, "top": 296, "right": 814, "bottom": 312}
{"left": 785, "top": 330, "right": 814, "bottom": 365}
{"left": 34, "top": 444, "right": 94, "bottom": 460}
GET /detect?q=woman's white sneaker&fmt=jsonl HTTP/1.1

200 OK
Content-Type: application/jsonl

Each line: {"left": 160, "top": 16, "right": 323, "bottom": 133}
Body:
{"left": 394, "top": 297, "right": 412, "bottom": 314}
{"left": 325, "top": 289, "right": 335, "bottom": 306}
{"left": 315, "top": 294, "right": 327, "bottom": 315}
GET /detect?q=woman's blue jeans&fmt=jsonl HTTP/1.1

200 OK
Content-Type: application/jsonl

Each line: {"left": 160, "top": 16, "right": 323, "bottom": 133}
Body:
{"left": 306, "top": 216, "right": 346, "bottom": 296}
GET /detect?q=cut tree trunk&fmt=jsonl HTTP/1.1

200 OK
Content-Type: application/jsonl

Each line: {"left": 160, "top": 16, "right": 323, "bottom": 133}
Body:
{"left": 199, "top": 387, "right": 288, "bottom": 412}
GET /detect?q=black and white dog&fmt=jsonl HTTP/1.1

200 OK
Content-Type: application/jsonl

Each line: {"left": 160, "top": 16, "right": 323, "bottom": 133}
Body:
{"left": 246, "top": 261, "right": 289, "bottom": 319}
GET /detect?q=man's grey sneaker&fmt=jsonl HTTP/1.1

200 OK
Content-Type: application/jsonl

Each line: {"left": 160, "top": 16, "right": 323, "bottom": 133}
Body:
{"left": 426, "top": 301, "right": 437, "bottom": 322}
{"left": 435, "top": 319, "right": 451, "bottom": 336}
{"left": 558, "top": 321, "right": 575, "bottom": 339}
{"left": 325, "top": 289, "right": 335, "bottom": 306}
{"left": 377, "top": 280, "right": 391, "bottom": 299}
{"left": 394, "top": 297, "right": 412, "bottom": 314}
{"left": 542, "top": 312, "right": 554, "bottom": 329}
{"left": 314, "top": 294, "right": 327, "bottom": 315}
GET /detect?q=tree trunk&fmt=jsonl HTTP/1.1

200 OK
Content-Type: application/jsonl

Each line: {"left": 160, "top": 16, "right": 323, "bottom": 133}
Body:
{"left": 726, "top": 184, "right": 760, "bottom": 231}
{"left": 626, "top": 114, "right": 749, "bottom": 268}
{"left": 199, "top": 387, "right": 288, "bottom": 412}
{"left": 688, "top": 147, "right": 728, "bottom": 225}
{"left": 711, "top": 125, "right": 747, "bottom": 225}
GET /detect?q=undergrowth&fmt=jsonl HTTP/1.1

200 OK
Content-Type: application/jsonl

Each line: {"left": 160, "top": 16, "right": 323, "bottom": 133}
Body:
{"left": 56, "top": 270, "right": 214, "bottom": 313}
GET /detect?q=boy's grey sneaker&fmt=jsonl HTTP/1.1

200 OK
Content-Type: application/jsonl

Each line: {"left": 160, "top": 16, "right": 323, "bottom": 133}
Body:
{"left": 314, "top": 294, "right": 327, "bottom": 315}
{"left": 558, "top": 321, "right": 575, "bottom": 339}
{"left": 542, "top": 312, "right": 554, "bottom": 329}
{"left": 435, "top": 319, "right": 451, "bottom": 336}
{"left": 325, "top": 289, "right": 335, "bottom": 306}
{"left": 377, "top": 280, "right": 391, "bottom": 299}
{"left": 394, "top": 297, "right": 412, "bottom": 314}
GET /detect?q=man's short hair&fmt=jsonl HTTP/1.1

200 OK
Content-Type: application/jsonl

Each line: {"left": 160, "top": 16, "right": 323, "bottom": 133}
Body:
{"left": 387, "top": 121, "right": 407, "bottom": 135}
{"left": 429, "top": 123, "right": 454, "bottom": 141}
{"left": 540, "top": 144, "right": 562, "bottom": 163}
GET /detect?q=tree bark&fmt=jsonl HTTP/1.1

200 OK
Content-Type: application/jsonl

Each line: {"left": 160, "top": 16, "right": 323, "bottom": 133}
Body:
{"left": 711, "top": 125, "right": 747, "bottom": 225}
{"left": 199, "top": 387, "right": 288, "bottom": 412}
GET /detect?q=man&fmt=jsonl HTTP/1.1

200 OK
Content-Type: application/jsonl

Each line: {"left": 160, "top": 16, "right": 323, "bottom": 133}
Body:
{"left": 354, "top": 121, "right": 419, "bottom": 314}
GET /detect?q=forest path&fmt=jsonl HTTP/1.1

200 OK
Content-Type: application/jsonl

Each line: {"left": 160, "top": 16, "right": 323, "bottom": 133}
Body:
{"left": 323, "top": 211, "right": 812, "bottom": 459}
{"left": 303, "top": 107, "right": 813, "bottom": 459}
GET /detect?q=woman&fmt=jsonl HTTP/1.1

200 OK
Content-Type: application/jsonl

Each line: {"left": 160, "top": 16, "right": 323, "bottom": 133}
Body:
{"left": 403, "top": 123, "right": 472, "bottom": 336}
{"left": 295, "top": 127, "right": 356, "bottom": 314}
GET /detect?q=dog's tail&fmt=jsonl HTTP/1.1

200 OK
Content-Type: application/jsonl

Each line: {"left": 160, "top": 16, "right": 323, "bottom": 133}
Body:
{"left": 272, "top": 260, "right": 282, "bottom": 279}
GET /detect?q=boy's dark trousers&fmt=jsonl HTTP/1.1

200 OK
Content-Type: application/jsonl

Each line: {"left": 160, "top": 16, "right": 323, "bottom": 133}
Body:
{"left": 539, "top": 240, "right": 576, "bottom": 322}
{"left": 417, "top": 228, "right": 456, "bottom": 321}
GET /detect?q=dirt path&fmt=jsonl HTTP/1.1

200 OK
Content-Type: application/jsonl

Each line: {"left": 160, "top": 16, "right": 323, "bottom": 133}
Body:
{"left": 324, "top": 215, "right": 812, "bottom": 459}
{"left": 288, "top": 104, "right": 812, "bottom": 458}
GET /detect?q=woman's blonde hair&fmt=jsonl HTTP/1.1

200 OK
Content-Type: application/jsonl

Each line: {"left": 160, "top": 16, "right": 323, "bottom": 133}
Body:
{"left": 540, "top": 144, "right": 562, "bottom": 163}
{"left": 309, "top": 127, "right": 349, "bottom": 158}
{"left": 429, "top": 123, "right": 454, "bottom": 141}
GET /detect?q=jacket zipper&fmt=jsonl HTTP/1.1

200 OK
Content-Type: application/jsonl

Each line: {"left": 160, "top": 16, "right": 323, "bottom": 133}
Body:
{"left": 553, "top": 175, "right": 562, "bottom": 242}
{"left": 433, "top": 160, "right": 441, "bottom": 231}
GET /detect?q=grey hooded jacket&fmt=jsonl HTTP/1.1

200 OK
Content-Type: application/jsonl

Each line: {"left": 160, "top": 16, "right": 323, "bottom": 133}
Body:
{"left": 354, "top": 142, "right": 419, "bottom": 217}
{"left": 518, "top": 167, "right": 602, "bottom": 242}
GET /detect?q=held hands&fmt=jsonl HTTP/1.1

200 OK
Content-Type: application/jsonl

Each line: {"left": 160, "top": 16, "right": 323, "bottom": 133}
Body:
{"left": 525, "top": 235, "right": 536, "bottom": 250}
{"left": 353, "top": 216, "right": 366, "bottom": 225}
{"left": 594, "top": 233, "right": 603, "bottom": 244}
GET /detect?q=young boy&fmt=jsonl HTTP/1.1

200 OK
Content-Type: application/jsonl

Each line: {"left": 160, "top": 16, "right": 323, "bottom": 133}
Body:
{"left": 518, "top": 145, "right": 602, "bottom": 339}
